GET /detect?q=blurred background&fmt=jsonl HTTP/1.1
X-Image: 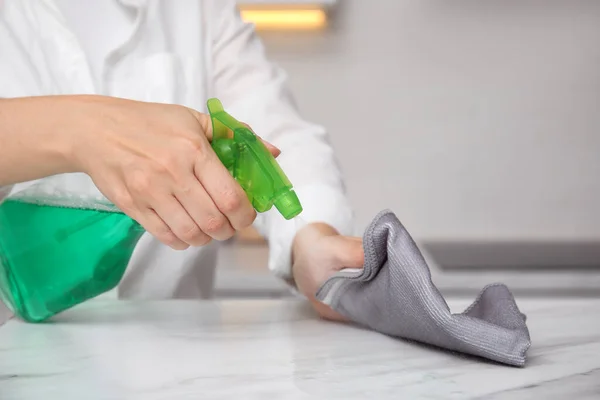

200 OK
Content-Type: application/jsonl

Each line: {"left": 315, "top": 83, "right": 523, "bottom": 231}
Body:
{"left": 216, "top": 0, "right": 600, "bottom": 298}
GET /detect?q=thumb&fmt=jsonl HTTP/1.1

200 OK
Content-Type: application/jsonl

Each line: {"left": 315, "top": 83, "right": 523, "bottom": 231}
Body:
{"left": 332, "top": 236, "right": 364, "bottom": 269}
{"left": 260, "top": 138, "right": 281, "bottom": 158}
{"left": 187, "top": 108, "right": 213, "bottom": 140}
{"left": 189, "top": 111, "right": 281, "bottom": 158}
{"left": 240, "top": 121, "right": 281, "bottom": 158}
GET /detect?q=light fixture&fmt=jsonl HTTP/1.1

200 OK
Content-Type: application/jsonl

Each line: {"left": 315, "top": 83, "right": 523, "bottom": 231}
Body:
{"left": 237, "top": 0, "right": 337, "bottom": 31}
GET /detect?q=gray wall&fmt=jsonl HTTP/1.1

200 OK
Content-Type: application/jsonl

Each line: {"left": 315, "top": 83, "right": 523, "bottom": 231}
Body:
{"left": 260, "top": 0, "right": 600, "bottom": 242}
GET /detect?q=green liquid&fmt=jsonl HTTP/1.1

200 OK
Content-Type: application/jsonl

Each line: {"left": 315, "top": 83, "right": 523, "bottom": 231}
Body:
{"left": 0, "top": 200, "right": 143, "bottom": 322}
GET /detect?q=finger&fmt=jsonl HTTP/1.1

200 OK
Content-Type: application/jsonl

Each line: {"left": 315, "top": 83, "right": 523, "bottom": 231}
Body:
{"left": 137, "top": 207, "right": 190, "bottom": 250}
{"left": 332, "top": 236, "right": 365, "bottom": 269}
{"left": 195, "top": 152, "right": 257, "bottom": 230}
{"left": 174, "top": 178, "right": 235, "bottom": 241}
{"left": 150, "top": 195, "right": 211, "bottom": 247}
{"left": 110, "top": 188, "right": 189, "bottom": 250}
{"left": 311, "top": 298, "right": 350, "bottom": 322}
{"left": 240, "top": 122, "right": 281, "bottom": 158}
{"left": 260, "top": 138, "right": 281, "bottom": 158}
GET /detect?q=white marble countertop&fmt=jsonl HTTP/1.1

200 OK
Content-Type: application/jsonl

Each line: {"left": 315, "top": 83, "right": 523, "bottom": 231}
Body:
{"left": 1, "top": 298, "right": 599, "bottom": 400}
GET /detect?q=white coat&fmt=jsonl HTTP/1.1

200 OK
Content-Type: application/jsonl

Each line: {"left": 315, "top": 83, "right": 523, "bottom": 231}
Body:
{"left": 0, "top": 0, "right": 353, "bottom": 300}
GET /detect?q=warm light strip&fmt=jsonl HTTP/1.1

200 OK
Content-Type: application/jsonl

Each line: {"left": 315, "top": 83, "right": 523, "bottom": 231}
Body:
{"left": 240, "top": 9, "right": 327, "bottom": 30}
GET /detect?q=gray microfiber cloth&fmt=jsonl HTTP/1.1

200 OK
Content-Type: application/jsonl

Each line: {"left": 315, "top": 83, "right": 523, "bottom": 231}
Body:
{"left": 316, "top": 210, "right": 531, "bottom": 367}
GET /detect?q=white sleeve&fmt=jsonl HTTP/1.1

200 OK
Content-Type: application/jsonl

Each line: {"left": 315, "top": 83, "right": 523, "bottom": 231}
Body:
{"left": 209, "top": 0, "right": 354, "bottom": 284}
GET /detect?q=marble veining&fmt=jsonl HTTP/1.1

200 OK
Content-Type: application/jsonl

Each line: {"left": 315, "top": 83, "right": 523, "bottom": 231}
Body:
{"left": 1, "top": 298, "right": 599, "bottom": 399}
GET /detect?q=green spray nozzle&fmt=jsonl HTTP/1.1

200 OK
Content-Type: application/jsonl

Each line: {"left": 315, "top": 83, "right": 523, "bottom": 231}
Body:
{"left": 207, "top": 98, "right": 303, "bottom": 220}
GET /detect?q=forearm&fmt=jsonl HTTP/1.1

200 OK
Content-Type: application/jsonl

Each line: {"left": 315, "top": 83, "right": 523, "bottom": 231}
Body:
{"left": 0, "top": 96, "right": 78, "bottom": 186}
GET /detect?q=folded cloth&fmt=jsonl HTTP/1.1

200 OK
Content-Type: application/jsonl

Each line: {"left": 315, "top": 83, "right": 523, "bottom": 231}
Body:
{"left": 316, "top": 210, "right": 531, "bottom": 367}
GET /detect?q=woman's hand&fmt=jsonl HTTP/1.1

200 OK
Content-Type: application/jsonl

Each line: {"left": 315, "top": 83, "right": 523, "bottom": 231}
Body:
{"left": 64, "top": 95, "right": 283, "bottom": 250}
{"left": 0, "top": 94, "right": 280, "bottom": 249}
{"left": 292, "top": 223, "right": 364, "bottom": 321}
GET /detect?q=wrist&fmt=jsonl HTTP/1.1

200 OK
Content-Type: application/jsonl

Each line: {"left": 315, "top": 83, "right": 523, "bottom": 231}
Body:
{"left": 22, "top": 95, "right": 97, "bottom": 175}
{"left": 55, "top": 95, "right": 107, "bottom": 174}
{"left": 51, "top": 97, "right": 84, "bottom": 174}
{"left": 291, "top": 222, "right": 339, "bottom": 265}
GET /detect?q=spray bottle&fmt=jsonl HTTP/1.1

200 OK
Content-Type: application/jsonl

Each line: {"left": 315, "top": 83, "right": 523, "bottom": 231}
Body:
{"left": 207, "top": 98, "right": 302, "bottom": 219}
{"left": 0, "top": 99, "right": 302, "bottom": 322}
